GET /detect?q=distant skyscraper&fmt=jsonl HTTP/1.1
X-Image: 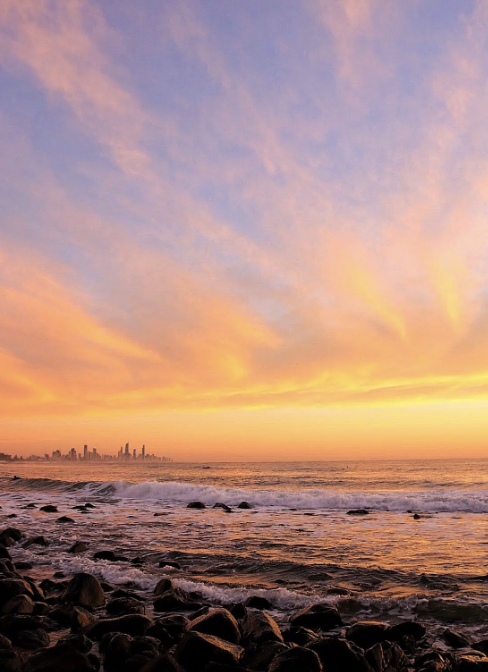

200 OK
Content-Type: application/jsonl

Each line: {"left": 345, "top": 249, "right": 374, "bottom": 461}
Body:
{"left": 83, "top": 445, "right": 88, "bottom": 460}
{"left": 133, "top": 448, "right": 136, "bottom": 459}
{"left": 125, "top": 443, "right": 129, "bottom": 459}
{"left": 142, "top": 445, "right": 145, "bottom": 460}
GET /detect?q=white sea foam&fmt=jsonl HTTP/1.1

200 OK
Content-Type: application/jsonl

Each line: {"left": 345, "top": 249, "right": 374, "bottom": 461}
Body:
{"left": 100, "top": 480, "right": 488, "bottom": 513}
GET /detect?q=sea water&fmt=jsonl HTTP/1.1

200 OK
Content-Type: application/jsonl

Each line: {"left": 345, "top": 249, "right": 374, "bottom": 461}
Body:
{"left": 2, "top": 459, "right": 488, "bottom": 636}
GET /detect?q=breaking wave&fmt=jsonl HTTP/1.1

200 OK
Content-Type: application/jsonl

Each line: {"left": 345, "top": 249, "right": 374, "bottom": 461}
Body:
{"left": 4, "top": 476, "right": 488, "bottom": 513}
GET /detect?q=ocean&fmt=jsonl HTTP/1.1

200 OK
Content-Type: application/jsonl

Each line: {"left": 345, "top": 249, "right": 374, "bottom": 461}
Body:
{"left": 2, "top": 459, "right": 488, "bottom": 639}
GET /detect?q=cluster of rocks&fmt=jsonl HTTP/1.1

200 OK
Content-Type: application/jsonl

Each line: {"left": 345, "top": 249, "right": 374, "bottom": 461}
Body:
{"left": 2, "top": 526, "right": 488, "bottom": 671}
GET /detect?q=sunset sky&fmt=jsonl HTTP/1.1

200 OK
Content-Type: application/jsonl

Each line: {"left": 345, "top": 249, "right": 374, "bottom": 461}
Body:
{"left": 2, "top": 1, "right": 488, "bottom": 460}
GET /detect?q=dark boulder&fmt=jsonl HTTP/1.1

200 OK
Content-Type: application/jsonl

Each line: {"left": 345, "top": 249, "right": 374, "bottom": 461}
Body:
{"left": 140, "top": 654, "right": 182, "bottom": 672}
{"left": 159, "top": 560, "right": 181, "bottom": 570}
{"left": 0, "top": 633, "right": 12, "bottom": 648}
{"left": 346, "top": 621, "right": 389, "bottom": 649}
{"left": 457, "top": 653, "right": 488, "bottom": 671}
{"left": 310, "top": 636, "right": 373, "bottom": 672}
{"left": 14, "top": 561, "right": 33, "bottom": 570}
{"left": 0, "top": 649, "right": 21, "bottom": 672}
{"left": 175, "top": 631, "right": 244, "bottom": 672}
{"left": 39, "top": 505, "right": 58, "bottom": 513}
{"left": 282, "top": 626, "right": 318, "bottom": 646}
{"left": 0, "top": 547, "right": 11, "bottom": 561}
{"left": 290, "top": 604, "right": 342, "bottom": 631}
{"left": 23, "top": 536, "right": 49, "bottom": 548}
{"left": 213, "top": 503, "right": 232, "bottom": 513}
{"left": 103, "top": 632, "right": 133, "bottom": 671}
{"left": 57, "top": 632, "right": 93, "bottom": 653}
{"left": 0, "top": 528, "right": 22, "bottom": 543}
{"left": 187, "top": 502, "right": 206, "bottom": 509}
{"left": 57, "top": 516, "right": 75, "bottom": 523}
{"left": 442, "top": 629, "right": 470, "bottom": 649}
{"left": 1, "top": 593, "right": 35, "bottom": 615}
{"left": 415, "top": 650, "right": 454, "bottom": 672}
{"left": 24, "top": 641, "right": 96, "bottom": 671}
{"left": 244, "top": 596, "right": 273, "bottom": 610}
{"left": 93, "top": 550, "right": 117, "bottom": 561}
{"left": 347, "top": 509, "right": 369, "bottom": 515}
{"left": 237, "top": 502, "right": 253, "bottom": 509}
{"left": 269, "top": 646, "right": 322, "bottom": 672}
{"left": 69, "top": 542, "right": 89, "bottom": 554}
{"left": 150, "top": 614, "right": 189, "bottom": 638}
{"left": 12, "top": 626, "right": 50, "bottom": 649}
{"left": 62, "top": 573, "right": 105, "bottom": 609}
{"left": 190, "top": 608, "right": 241, "bottom": 644}
{"left": 87, "top": 614, "right": 153, "bottom": 640}
{"left": 387, "top": 620, "right": 426, "bottom": 641}
{"left": 72, "top": 606, "right": 98, "bottom": 630}
{"left": 106, "top": 597, "right": 144, "bottom": 616}
{"left": 0, "top": 578, "right": 34, "bottom": 606}
{"left": 241, "top": 610, "right": 284, "bottom": 644}
{"left": 242, "top": 641, "right": 289, "bottom": 670}
{"left": 364, "top": 643, "right": 385, "bottom": 672}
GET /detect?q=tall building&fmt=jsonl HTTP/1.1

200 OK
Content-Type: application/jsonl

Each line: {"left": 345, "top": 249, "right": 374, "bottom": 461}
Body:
{"left": 125, "top": 443, "right": 129, "bottom": 460}
{"left": 142, "top": 444, "right": 145, "bottom": 460}
{"left": 83, "top": 445, "right": 88, "bottom": 460}
{"left": 133, "top": 448, "right": 136, "bottom": 460}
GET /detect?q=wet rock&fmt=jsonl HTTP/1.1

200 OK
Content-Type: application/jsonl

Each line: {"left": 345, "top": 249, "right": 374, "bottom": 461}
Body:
{"left": 242, "top": 641, "right": 289, "bottom": 670}
{"left": 103, "top": 632, "right": 133, "bottom": 671}
{"left": 0, "top": 578, "right": 34, "bottom": 606}
{"left": 413, "top": 513, "right": 421, "bottom": 519}
{"left": 23, "top": 536, "right": 49, "bottom": 548}
{"left": 144, "top": 622, "right": 174, "bottom": 647}
{"left": 93, "top": 550, "right": 117, "bottom": 561}
{"left": 282, "top": 626, "right": 318, "bottom": 646}
{"left": 457, "top": 652, "right": 488, "bottom": 671}
{"left": 241, "top": 610, "right": 284, "bottom": 644}
{"left": 187, "top": 501, "right": 206, "bottom": 509}
{"left": 237, "top": 502, "right": 253, "bottom": 509}
{"left": 72, "top": 606, "right": 98, "bottom": 630}
{"left": 62, "top": 573, "right": 105, "bottom": 609}
{"left": 0, "top": 560, "right": 14, "bottom": 573}
{"left": 57, "top": 516, "right": 75, "bottom": 523}
{"left": 1, "top": 593, "right": 35, "bottom": 615}
{"left": 69, "top": 542, "right": 89, "bottom": 554}
{"left": 444, "top": 629, "right": 470, "bottom": 649}
{"left": 0, "top": 633, "right": 12, "bottom": 648}
{"left": 387, "top": 620, "right": 426, "bottom": 641}
{"left": 87, "top": 614, "right": 153, "bottom": 640}
{"left": 0, "top": 547, "right": 11, "bottom": 561}
{"left": 290, "top": 604, "right": 342, "bottom": 631}
{"left": 346, "top": 509, "right": 369, "bottom": 515}
{"left": 140, "top": 654, "right": 182, "bottom": 672}
{"left": 106, "top": 597, "right": 145, "bottom": 616}
{"left": 39, "top": 505, "right": 58, "bottom": 513}
{"left": 346, "top": 621, "right": 389, "bottom": 649}
{"left": 364, "top": 643, "right": 385, "bottom": 672}
{"left": 14, "top": 561, "right": 33, "bottom": 570}
{"left": 153, "top": 579, "right": 199, "bottom": 612}
{"left": 25, "top": 641, "right": 96, "bottom": 671}
{"left": 158, "top": 560, "right": 181, "bottom": 570}
{"left": 6, "top": 514, "right": 17, "bottom": 519}
{"left": 310, "top": 636, "right": 372, "bottom": 672}
{"left": 244, "top": 596, "right": 273, "bottom": 610}
{"left": 269, "top": 646, "right": 322, "bottom": 672}
{"left": 175, "top": 631, "right": 244, "bottom": 672}
{"left": 12, "top": 626, "right": 50, "bottom": 649}
{"left": 383, "top": 642, "right": 409, "bottom": 671}
{"left": 58, "top": 632, "right": 93, "bottom": 653}
{"left": 0, "top": 649, "right": 21, "bottom": 672}
{"left": 150, "top": 614, "right": 189, "bottom": 639}
{"left": 85, "top": 503, "right": 96, "bottom": 509}
{"left": 213, "top": 503, "right": 232, "bottom": 513}
{"left": 190, "top": 608, "right": 241, "bottom": 644}
{"left": 230, "top": 603, "right": 247, "bottom": 620}
{"left": 415, "top": 650, "right": 454, "bottom": 672}
{"left": 0, "top": 528, "right": 22, "bottom": 543}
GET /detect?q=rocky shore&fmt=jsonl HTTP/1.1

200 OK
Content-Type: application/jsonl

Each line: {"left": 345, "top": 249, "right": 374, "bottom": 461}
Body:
{"left": 2, "top": 525, "right": 488, "bottom": 672}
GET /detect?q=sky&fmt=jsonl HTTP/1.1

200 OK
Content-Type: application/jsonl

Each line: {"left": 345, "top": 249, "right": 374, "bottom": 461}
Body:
{"left": 2, "top": 0, "right": 488, "bottom": 460}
